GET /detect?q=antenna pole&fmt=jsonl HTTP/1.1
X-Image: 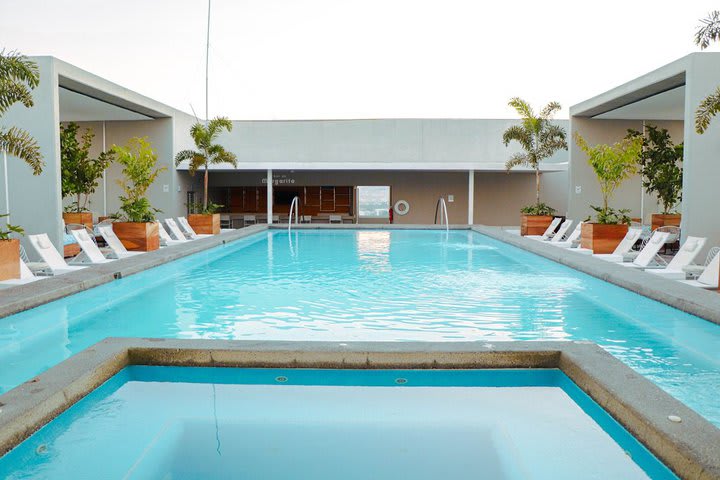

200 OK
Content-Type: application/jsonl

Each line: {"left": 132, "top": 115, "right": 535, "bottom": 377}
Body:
{"left": 205, "top": 0, "right": 211, "bottom": 124}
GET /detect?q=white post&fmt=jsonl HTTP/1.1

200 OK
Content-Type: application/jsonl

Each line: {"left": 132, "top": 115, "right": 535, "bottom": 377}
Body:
{"left": 205, "top": 0, "right": 211, "bottom": 122}
{"left": 640, "top": 121, "right": 645, "bottom": 224}
{"left": 267, "top": 169, "right": 273, "bottom": 224}
{"left": 2, "top": 150, "right": 8, "bottom": 224}
{"left": 102, "top": 121, "right": 107, "bottom": 216}
{"left": 467, "top": 170, "right": 474, "bottom": 225}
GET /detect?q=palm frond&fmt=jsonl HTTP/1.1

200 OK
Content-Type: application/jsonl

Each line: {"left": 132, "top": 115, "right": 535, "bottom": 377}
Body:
{"left": 508, "top": 97, "right": 534, "bottom": 119}
{"left": 0, "top": 79, "right": 35, "bottom": 114}
{"left": 502, "top": 124, "right": 533, "bottom": 150}
{"left": 505, "top": 152, "right": 532, "bottom": 171}
{"left": 209, "top": 148, "right": 238, "bottom": 168}
{"left": 174, "top": 149, "right": 199, "bottom": 166}
{"left": 0, "top": 50, "right": 40, "bottom": 89}
{"left": 0, "top": 126, "right": 43, "bottom": 174}
{"left": 695, "top": 86, "right": 720, "bottom": 134}
{"left": 695, "top": 10, "right": 720, "bottom": 49}
{"left": 188, "top": 154, "right": 207, "bottom": 176}
{"left": 539, "top": 101, "right": 561, "bottom": 119}
{"left": 206, "top": 116, "right": 233, "bottom": 139}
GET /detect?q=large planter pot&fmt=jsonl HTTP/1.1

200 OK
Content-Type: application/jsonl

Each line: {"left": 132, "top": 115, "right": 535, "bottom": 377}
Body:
{"left": 580, "top": 223, "right": 629, "bottom": 254}
{"left": 188, "top": 213, "right": 220, "bottom": 235}
{"left": 651, "top": 214, "right": 681, "bottom": 231}
{"left": 520, "top": 215, "right": 553, "bottom": 236}
{"left": 0, "top": 239, "right": 20, "bottom": 281}
{"left": 113, "top": 222, "right": 160, "bottom": 252}
{"left": 63, "top": 212, "right": 93, "bottom": 230}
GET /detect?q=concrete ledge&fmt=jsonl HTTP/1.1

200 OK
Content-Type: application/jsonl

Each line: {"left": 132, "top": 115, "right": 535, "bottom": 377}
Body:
{"left": 0, "top": 339, "right": 717, "bottom": 479}
{"left": 0, "top": 224, "right": 269, "bottom": 318}
{"left": 472, "top": 225, "right": 720, "bottom": 327}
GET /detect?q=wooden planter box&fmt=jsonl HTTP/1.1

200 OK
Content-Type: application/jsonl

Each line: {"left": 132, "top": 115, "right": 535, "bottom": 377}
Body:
{"left": 188, "top": 213, "right": 220, "bottom": 235}
{"left": 113, "top": 222, "right": 160, "bottom": 252}
{"left": 0, "top": 239, "right": 20, "bottom": 281}
{"left": 520, "top": 215, "right": 553, "bottom": 236}
{"left": 581, "top": 223, "right": 629, "bottom": 254}
{"left": 63, "top": 212, "right": 93, "bottom": 230}
{"left": 651, "top": 214, "right": 681, "bottom": 231}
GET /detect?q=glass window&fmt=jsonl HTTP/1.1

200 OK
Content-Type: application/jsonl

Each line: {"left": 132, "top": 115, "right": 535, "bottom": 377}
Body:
{"left": 357, "top": 186, "right": 390, "bottom": 218}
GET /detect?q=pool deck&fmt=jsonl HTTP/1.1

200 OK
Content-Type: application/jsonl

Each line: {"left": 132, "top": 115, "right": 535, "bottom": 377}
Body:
{"left": 0, "top": 339, "right": 717, "bottom": 480}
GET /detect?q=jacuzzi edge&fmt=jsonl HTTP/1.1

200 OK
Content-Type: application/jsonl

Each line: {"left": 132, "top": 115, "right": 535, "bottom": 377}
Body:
{"left": 0, "top": 339, "right": 717, "bottom": 480}
{"left": 471, "top": 225, "right": 720, "bottom": 327}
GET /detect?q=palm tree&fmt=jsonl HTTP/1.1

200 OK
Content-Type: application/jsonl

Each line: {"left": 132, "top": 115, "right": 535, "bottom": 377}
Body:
{"left": 0, "top": 50, "right": 43, "bottom": 175}
{"left": 503, "top": 97, "right": 567, "bottom": 206}
{"left": 174, "top": 117, "right": 237, "bottom": 211}
{"left": 694, "top": 11, "right": 720, "bottom": 134}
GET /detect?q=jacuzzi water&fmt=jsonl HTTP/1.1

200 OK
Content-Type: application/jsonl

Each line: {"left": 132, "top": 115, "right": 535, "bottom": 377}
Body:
{"left": 0, "top": 367, "right": 677, "bottom": 480}
{"left": 1, "top": 230, "right": 719, "bottom": 427}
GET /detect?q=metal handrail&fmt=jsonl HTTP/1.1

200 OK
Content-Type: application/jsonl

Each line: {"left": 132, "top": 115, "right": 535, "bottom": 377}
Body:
{"left": 434, "top": 197, "right": 449, "bottom": 232}
{"left": 288, "top": 196, "right": 299, "bottom": 232}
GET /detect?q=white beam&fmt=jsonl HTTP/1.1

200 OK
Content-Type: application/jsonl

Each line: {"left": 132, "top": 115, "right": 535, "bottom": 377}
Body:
{"left": 468, "top": 170, "right": 474, "bottom": 225}
{"left": 267, "top": 169, "right": 273, "bottom": 224}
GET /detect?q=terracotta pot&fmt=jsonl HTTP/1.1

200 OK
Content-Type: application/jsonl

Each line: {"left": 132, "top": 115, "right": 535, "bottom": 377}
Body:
{"left": 62, "top": 212, "right": 93, "bottom": 230}
{"left": 112, "top": 222, "right": 160, "bottom": 252}
{"left": 580, "top": 223, "right": 629, "bottom": 254}
{"left": 188, "top": 213, "right": 220, "bottom": 235}
{"left": 651, "top": 214, "right": 681, "bottom": 231}
{"left": 520, "top": 215, "right": 553, "bottom": 236}
{"left": 0, "top": 239, "right": 21, "bottom": 281}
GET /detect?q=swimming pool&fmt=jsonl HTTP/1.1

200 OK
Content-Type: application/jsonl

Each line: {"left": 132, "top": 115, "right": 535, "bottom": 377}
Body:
{"left": 0, "top": 367, "right": 677, "bottom": 479}
{"left": 1, "top": 230, "right": 719, "bottom": 426}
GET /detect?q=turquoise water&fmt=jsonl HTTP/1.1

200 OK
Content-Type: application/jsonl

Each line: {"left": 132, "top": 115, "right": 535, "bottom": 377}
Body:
{"left": 0, "top": 230, "right": 719, "bottom": 426}
{"left": 0, "top": 367, "right": 677, "bottom": 479}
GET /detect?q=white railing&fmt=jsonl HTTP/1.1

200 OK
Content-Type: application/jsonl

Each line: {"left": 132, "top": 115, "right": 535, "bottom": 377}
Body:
{"left": 435, "top": 197, "right": 449, "bottom": 233}
{"left": 288, "top": 196, "right": 299, "bottom": 232}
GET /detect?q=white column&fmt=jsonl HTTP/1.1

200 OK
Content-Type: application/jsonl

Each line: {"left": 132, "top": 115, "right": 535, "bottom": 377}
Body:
{"left": 2, "top": 151, "right": 9, "bottom": 224}
{"left": 102, "top": 121, "right": 107, "bottom": 216}
{"left": 267, "top": 169, "right": 273, "bottom": 224}
{"left": 467, "top": 170, "right": 475, "bottom": 225}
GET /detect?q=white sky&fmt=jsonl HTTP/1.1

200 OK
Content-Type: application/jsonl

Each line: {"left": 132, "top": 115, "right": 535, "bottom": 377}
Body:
{"left": 2, "top": 0, "right": 718, "bottom": 120}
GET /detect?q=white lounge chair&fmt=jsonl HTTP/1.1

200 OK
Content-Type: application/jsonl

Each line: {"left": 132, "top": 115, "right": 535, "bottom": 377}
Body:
{"left": 69, "top": 228, "right": 115, "bottom": 264}
{"left": 158, "top": 222, "right": 186, "bottom": 246}
{"left": 28, "top": 234, "right": 87, "bottom": 276}
{"left": 593, "top": 228, "right": 643, "bottom": 262}
{"left": 678, "top": 251, "right": 719, "bottom": 289}
{"left": 97, "top": 225, "right": 144, "bottom": 259}
{"left": 646, "top": 236, "right": 706, "bottom": 280}
{"left": 545, "top": 220, "right": 573, "bottom": 243}
{"left": 618, "top": 231, "right": 671, "bottom": 269}
{"left": 683, "top": 247, "right": 720, "bottom": 278}
{"left": 177, "top": 217, "right": 212, "bottom": 239}
{"left": 0, "top": 259, "right": 43, "bottom": 287}
{"left": 164, "top": 218, "right": 189, "bottom": 241}
{"left": 329, "top": 214, "right": 343, "bottom": 224}
{"left": 549, "top": 222, "right": 582, "bottom": 248}
{"left": 525, "top": 217, "right": 562, "bottom": 240}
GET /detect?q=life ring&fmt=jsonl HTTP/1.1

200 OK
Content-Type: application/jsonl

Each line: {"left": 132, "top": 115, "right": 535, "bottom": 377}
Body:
{"left": 394, "top": 200, "right": 410, "bottom": 216}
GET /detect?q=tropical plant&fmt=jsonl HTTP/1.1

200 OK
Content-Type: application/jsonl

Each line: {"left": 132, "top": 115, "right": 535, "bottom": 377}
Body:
{"left": 574, "top": 133, "right": 642, "bottom": 224}
{"left": 520, "top": 203, "right": 556, "bottom": 216}
{"left": 188, "top": 201, "right": 223, "bottom": 215}
{"left": 174, "top": 117, "right": 237, "bottom": 211}
{"left": 0, "top": 50, "right": 43, "bottom": 175}
{"left": 626, "top": 126, "right": 683, "bottom": 214}
{"left": 694, "top": 11, "right": 720, "bottom": 133}
{"left": 60, "top": 122, "right": 114, "bottom": 212}
{"left": 0, "top": 214, "right": 23, "bottom": 240}
{"left": 113, "top": 137, "right": 166, "bottom": 223}
{"left": 503, "top": 98, "right": 567, "bottom": 212}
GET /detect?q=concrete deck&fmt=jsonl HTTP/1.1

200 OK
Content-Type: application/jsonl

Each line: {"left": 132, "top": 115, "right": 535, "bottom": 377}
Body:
{"left": 472, "top": 225, "right": 720, "bottom": 326}
{"left": 0, "top": 339, "right": 717, "bottom": 479}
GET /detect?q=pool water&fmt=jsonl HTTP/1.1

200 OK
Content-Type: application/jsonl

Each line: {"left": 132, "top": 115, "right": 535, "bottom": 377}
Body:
{"left": 0, "top": 230, "right": 719, "bottom": 426}
{"left": 0, "top": 367, "right": 677, "bottom": 480}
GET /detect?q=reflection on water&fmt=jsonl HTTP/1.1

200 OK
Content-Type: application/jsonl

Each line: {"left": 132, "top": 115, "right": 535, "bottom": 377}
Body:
{"left": 0, "top": 230, "right": 719, "bottom": 426}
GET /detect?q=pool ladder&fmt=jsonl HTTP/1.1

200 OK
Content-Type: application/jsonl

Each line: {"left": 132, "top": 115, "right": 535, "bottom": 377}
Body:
{"left": 288, "top": 196, "right": 299, "bottom": 232}
{"left": 434, "top": 197, "right": 449, "bottom": 233}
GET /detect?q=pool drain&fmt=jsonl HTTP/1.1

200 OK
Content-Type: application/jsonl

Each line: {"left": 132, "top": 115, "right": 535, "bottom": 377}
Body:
{"left": 395, "top": 378, "right": 408, "bottom": 385}
{"left": 275, "top": 376, "right": 288, "bottom": 383}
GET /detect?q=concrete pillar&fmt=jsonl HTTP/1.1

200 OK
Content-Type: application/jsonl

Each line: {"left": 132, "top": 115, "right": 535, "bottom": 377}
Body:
{"left": 468, "top": 170, "right": 475, "bottom": 225}
{"left": 267, "top": 168, "right": 273, "bottom": 224}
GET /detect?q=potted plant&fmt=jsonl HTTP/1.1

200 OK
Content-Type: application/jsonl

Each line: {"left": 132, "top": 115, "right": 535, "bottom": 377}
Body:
{"left": 503, "top": 97, "right": 568, "bottom": 235}
{"left": 174, "top": 117, "right": 237, "bottom": 235}
{"left": 574, "top": 133, "right": 642, "bottom": 253}
{"left": 0, "top": 214, "right": 23, "bottom": 281}
{"left": 60, "top": 122, "right": 114, "bottom": 229}
{"left": 627, "top": 125, "right": 683, "bottom": 230}
{"left": 111, "top": 137, "right": 166, "bottom": 251}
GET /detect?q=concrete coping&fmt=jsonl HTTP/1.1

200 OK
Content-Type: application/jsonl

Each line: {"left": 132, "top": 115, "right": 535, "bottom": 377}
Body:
{"left": 471, "top": 225, "right": 720, "bottom": 327}
{"left": 0, "top": 339, "right": 717, "bottom": 479}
